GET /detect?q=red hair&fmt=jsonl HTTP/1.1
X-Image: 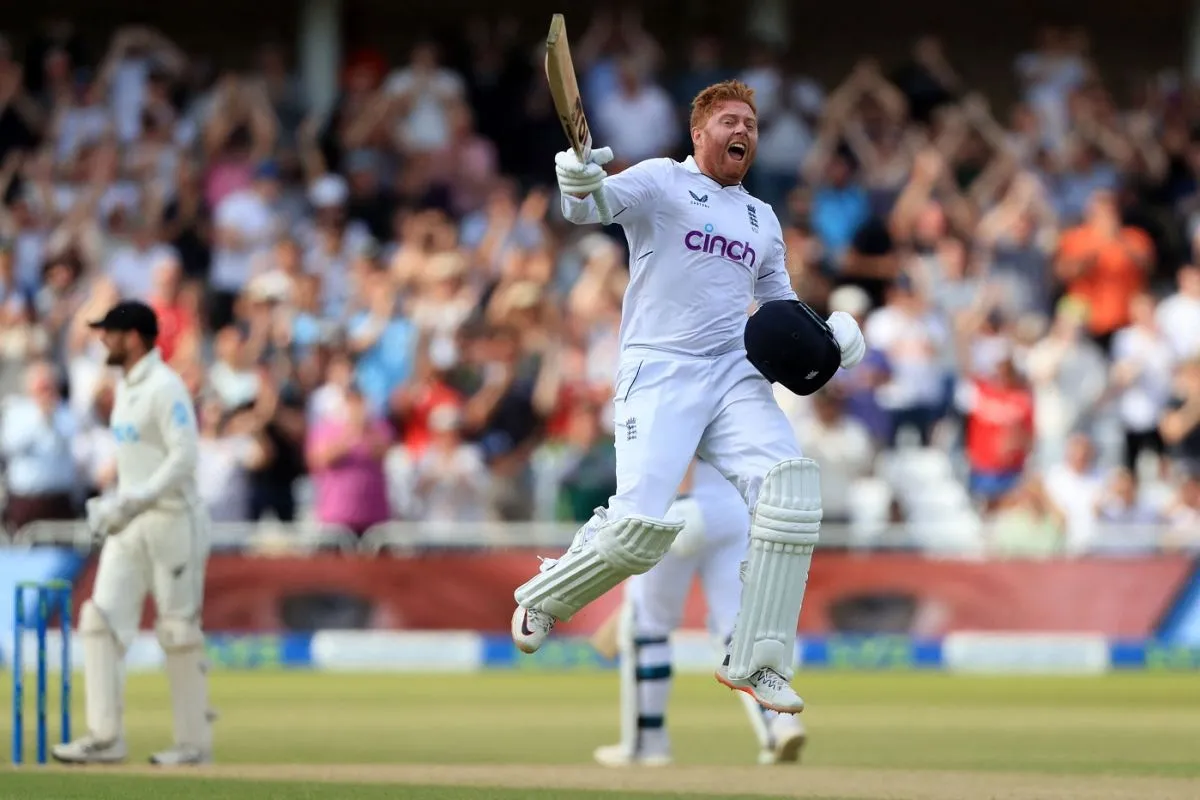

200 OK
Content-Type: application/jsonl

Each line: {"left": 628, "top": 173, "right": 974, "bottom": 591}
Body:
{"left": 690, "top": 80, "right": 757, "bottom": 129}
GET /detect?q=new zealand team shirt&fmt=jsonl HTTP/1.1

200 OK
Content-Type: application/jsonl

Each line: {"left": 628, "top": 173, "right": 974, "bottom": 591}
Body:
{"left": 109, "top": 349, "right": 201, "bottom": 510}
{"left": 561, "top": 156, "right": 797, "bottom": 357}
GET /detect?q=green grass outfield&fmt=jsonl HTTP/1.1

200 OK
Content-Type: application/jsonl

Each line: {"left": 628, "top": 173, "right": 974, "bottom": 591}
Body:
{"left": 2, "top": 671, "right": 1199, "bottom": 799}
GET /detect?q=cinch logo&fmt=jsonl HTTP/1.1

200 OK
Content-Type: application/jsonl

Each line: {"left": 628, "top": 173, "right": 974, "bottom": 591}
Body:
{"left": 683, "top": 224, "right": 756, "bottom": 268}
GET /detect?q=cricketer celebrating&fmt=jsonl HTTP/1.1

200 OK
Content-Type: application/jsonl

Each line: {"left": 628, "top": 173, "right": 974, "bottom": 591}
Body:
{"left": 511, "top": 79, "right": 866, "bottom": 714}
{"left": 52, "top": 300, "right": 214, "bottom": 766}
{"left": 593, "top": 459, "right": 806, "bottom": 767}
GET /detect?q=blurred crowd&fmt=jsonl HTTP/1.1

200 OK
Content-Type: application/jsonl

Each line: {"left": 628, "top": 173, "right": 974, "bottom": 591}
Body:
{"left": 0, "top": 16, "right": 1197, "bottom": 556}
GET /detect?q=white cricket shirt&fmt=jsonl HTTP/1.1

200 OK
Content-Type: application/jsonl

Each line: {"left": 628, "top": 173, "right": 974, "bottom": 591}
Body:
{"left": 562, "top": 156, "right": 796, "bottom": 357}
{"left": 109, "top": 349, "right": 200, "bottom": 510}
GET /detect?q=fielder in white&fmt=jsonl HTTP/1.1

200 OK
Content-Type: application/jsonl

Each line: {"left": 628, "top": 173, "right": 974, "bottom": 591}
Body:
{"left": 52, "top": 300, "right": 214, "bottom": 766}
{"left": 512, "top": 79, "right": 866, "bottom": 714}
{"left": 593, "top": 459, "right": 806, "bottom": 767}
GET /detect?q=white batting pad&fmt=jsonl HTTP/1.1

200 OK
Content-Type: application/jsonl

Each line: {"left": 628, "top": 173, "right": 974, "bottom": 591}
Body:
{"left": 157, "top": 619, "right": 213, "bottom": 752}
{"left": 80, "top": 601, "right": 125, "bottom": 743}
{"left": 515, "top": 515, "right": 684, "bottom": 621}
{"left": 727, "top": 459, "right": 821, "bottom": 681}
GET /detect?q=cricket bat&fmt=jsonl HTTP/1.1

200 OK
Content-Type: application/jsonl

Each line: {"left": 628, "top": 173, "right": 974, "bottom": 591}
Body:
{"left": 544, "top": 13, "right": 613, "bottom": 224}
{"left": 589, "top": 605, "right": 622, "bottom": 660}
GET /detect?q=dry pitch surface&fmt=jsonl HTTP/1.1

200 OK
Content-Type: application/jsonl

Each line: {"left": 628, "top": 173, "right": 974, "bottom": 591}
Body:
{"left": 2, "top": 671, "right": 1198, "bottom": 799}
{"left": 87, "top": 763, "right": 1200, "bottom": 799}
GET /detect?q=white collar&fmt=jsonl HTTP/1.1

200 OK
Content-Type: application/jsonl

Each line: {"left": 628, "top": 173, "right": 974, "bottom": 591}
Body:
{"left": 123, "top": 349, "right": 162, "bottom": 386}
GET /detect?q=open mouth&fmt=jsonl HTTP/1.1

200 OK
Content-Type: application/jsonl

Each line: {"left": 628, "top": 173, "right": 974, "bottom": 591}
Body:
{"left": 727, "top": 142, "right": 747, "bottom": 161}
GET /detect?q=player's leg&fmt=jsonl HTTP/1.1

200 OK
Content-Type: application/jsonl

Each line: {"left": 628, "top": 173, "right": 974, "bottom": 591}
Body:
{"left": 594, "top": 496, "right": 704, "bottom": 767}
{"left": 512, "top": 357, "right": 708, "bottom": 653}
{"left": 700, "top": 356, "right": 820, "bottom": 714}
{"left": 690, "top": 460, "right": 807, "bottom": 764}
{"left": 146, "top": 506, "right": 214, "bottom": 765}
{"left": 51, "top": 531, "right": 149, "bottom": 763}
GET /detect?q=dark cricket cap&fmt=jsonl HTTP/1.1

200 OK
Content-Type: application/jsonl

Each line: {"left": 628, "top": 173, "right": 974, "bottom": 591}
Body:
{"left": 89, "top": 300, "right": 159, "bottom": 339}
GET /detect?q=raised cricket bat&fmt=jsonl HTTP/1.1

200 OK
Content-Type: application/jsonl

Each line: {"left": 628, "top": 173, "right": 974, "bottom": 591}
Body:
{"left": 545, "top": 13, "right": 613, "bottom": 224}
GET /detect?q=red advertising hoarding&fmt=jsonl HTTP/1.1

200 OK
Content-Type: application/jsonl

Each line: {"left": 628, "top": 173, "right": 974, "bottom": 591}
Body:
{"left": 73, "top": 551, "right": 1195, "bottom": 637}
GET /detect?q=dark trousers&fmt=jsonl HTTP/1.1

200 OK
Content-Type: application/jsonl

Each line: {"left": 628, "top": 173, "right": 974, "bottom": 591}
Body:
{"left": 1124, "top": 428, "right": 1164, "bottom": 472}
{"left": 4, "top": 492, "right": 76, "bottom": 532}
{"left": 888, "top": 405, "right": 941, "bottom": 447}
{"left": 249, "top": 482, "right": 296, "bottom": 522}
{"left": 208, "top": 290, "right": 240, "bottom": 332}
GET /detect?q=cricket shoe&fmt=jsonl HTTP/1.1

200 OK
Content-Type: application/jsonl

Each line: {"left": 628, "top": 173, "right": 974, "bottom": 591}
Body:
{"left": 149, "top": 745, "right": 212, "bottom": 766}
{"left": 758, "top": 714, "right": 807, "bottom": 765}
{"left": 593, "top": 743, "right": 672, "bottom": 767}
{"left": 511, "top": 606, "right": 556, "bottom": 654}
{"left": 51, "top": 735, "right": 127, "bottom": 764}
{"left": 715, "top": 665, "right": 805, "bottom": 714}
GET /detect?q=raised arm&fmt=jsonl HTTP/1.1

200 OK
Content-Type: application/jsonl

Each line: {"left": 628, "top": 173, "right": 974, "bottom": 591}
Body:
{"left": 1161, "top": 394, "right": 1200, "bottom": 445}
{"left": 201, "top": 75, "right": 243, "bottom": 157}
{"left": 801, "top": 64, "right": 872, "bottom": 185}
{"left": 560, "top": 157, "right": 666, "bottom": 226}
{"left": 961, "top": 93, "right": 1016, "bottom": 156}
{"left": 244, "top": 81, "right": 280, "bottom": 163}
{"left": 0, "top": 151, "right": 21, "bottom": 234}
{"left": 342, "top": 91, "right": 401, "bottom": 150}
{"left": 1124, "top": 111, "right": 1168, "bottom": 182}
{"left": 139, "top": 27, "right": 188, "bottom": 75}
{"left": 889, "top": 148, "right": 943, "bottom": 240}
{"left": 967, "top": 152, "right": 1019, "bottom": 210}
{"left": 295, "top": 112, "right": 329, "bottom": 185}
{"left": 531, "top": 342, "right": 565, "bottom": 418}
{"left": 567, "top": 250, "right": 622, "bottom": 322}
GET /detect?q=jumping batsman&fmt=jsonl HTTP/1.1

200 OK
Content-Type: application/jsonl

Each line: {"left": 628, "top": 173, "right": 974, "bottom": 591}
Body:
{"left": 53, "top": 300, "right": 214, "bottom": 766}
{"left": 511, "top": 80, "right": 866, "bottom": 713}
{"left": 593, "top": 459, "right": 806, "bottom": 766}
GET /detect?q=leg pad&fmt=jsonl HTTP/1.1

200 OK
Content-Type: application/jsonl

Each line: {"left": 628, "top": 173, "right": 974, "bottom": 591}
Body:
{"left": 515, "top": 515, "right": 684, "bottom": 621}
{"left": 157, "top": 616, "right": 213, "bottom": 752}
{"left": 80, "top": 601, "right": 125, "bottom": 742}
{"left": 727, "top": 459, "right": 821, "bottom": 681}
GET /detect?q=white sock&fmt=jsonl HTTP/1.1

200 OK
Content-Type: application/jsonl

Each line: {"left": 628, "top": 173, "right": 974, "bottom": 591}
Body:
{"left": 633, "top": 635, "right": 671, "bottom": 753}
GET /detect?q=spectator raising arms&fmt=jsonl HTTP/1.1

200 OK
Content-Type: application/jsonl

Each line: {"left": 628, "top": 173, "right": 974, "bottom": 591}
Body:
{"left": 0, "top": 15, "right": 1193, "bottom": 557}
{"left": 305, "top": 386, "right": 392, "bottom": 535}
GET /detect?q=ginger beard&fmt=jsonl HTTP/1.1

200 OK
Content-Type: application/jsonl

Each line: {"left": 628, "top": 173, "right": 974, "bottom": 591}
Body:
{"left": 691, "top": 100, "right": 757, "bottom": 187}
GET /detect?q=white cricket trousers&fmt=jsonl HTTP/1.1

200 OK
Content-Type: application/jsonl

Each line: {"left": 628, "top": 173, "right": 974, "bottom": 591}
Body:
{"left": 609, "top": 347, "right": 802, "bottom": 520}
{"left": 625, "top": 459, "right": 749, "bottom": 639}
{"left": 90, "top": 505, "right": 211, "bottom": 647}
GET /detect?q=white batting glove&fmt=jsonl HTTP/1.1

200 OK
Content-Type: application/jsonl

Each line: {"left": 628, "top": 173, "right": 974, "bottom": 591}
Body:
{"left": 827, "top": 311, "right": 866, "bottom": 369}
{"left": 85, "top": 496, "right": 124, "bottom": 542}
{"left": 555, "top": 146, "right": 613, "bottom": 197}
{"left": 85, "top": 491, "right": 143, "bottom": 542}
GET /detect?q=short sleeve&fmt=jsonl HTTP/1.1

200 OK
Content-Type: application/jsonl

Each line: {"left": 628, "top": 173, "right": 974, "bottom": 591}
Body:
{"left": 753, "top": 236, "right": 797, "bottom": 304}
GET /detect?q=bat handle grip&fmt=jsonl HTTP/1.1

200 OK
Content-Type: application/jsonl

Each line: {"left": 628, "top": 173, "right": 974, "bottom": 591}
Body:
{"left": 593, "top": 185, "right": 613, "bottom": 225}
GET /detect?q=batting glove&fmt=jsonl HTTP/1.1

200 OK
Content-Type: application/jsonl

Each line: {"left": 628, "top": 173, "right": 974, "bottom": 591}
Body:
{"left": 86, "top": 496, "right": 123, "bottom": 542}
{"left": 85, "top": 491, "right": 144, "bottom": 542}
{"left": 827, "top": 311, "right": 866, "bottom": 369}
{"left": 555, "top": 146, "right": 613, "bottom": 197}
